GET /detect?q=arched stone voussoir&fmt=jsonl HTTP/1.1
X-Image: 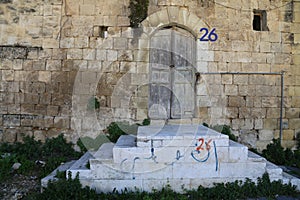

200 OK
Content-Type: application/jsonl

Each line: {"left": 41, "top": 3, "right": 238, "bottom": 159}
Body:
{"left": 142, "top": 7, "right": 209, "bottom": 39}
{"left": 143, "top": 8, "right": 170, "bottom": 28}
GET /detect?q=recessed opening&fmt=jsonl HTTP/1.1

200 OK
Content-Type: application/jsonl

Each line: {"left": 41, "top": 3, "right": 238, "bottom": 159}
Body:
{"left": 93, "top": 26, "right": 108, "bottom": 38}
{"left": 99, "top": 26, "right": 108, "bottom": 38}
{"left": 253, "top": 10, "right": 268, "bottom": 31}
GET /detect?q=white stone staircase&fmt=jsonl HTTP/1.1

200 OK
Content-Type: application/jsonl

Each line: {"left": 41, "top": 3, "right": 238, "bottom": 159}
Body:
{"left": 64, "top": 125, "right": 300, "bottom": 193}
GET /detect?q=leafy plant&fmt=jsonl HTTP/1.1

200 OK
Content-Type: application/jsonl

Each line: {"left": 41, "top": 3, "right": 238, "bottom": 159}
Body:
{"left": 142, "top": 118, "right": 151, "bottom": 126}
{"left": 128, "top": 0, "right": 149, "bottom": 28}
{"left": 211, "top": 125, "right": 238, "bottom": 142}
{"left": 106, "top": 119, "right": 151, "bottom": 143}
{"left": 25, "top": 173, "right": 298, "bottom": 200}
{"left": 106, "top": 122, "right": 128, "bottom": 143}
{"left": 25, "top": 172, "right": 98, "bottom": 200}
{"left": 262, "top": 139, "right": 287, "bottom": 165}
{"left": 0, "top": 134, "right": 83, "bottom": 182}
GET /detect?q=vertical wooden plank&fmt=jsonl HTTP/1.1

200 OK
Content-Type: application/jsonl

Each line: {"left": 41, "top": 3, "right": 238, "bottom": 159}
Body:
{"left": 171, "top": 28, "right": 196, "bottom": 119}
{"left": 149, "top": 29, "right": 172, "bottom": 119}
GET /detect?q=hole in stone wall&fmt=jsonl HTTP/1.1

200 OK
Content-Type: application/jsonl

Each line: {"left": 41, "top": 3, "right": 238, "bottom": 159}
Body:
{"left": 93, "top": 26, "right": 108, "bottom": 38}
{"left": 253, "top": 10, "right": 268, "bottom": 31}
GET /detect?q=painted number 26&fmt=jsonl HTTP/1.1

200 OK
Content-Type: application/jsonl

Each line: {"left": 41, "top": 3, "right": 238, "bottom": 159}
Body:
{"left": 199, "top": 28, "right": 218, "bottom": 42}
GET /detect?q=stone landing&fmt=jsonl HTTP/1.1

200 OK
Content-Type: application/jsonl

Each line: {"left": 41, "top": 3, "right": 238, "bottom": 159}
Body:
{"left": 63, "top": 125, "right": 300, "bottom": 193}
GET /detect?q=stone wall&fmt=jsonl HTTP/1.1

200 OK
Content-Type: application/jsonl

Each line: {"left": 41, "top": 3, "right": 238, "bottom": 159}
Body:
{"left": 0, "top": 0, "right": 299, "bottom": 151}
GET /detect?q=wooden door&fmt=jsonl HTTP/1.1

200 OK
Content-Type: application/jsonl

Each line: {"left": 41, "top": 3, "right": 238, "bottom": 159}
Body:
{"left": 149, "top": 27, "right": 195, "bottom": 119}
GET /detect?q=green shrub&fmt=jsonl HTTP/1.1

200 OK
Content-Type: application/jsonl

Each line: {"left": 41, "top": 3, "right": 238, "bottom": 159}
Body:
{"left": 142, "top": 118, "right": 151, "bottom": 126}
{"left": 211, "top": 125, "right": 238, "bottom": 142}
{"left": 25, "top": 173, "right": 298, "bottom": 200}
{"left": 106, "top": 122, "right": 128, "bottom": 143}
{"left": 128, "top": 0, "right": 149, "bottom": 28}
{"left": 0, "top": 134, "right": 83, "bottom": 182}
{"left": 25, "top": 172, "right": 98, "bottom": 200}
{"left": 262, "top": 139, "right": 287, "bottom": 165}
{"left": 107, "top": 119, "right": 150, "bottom": 143}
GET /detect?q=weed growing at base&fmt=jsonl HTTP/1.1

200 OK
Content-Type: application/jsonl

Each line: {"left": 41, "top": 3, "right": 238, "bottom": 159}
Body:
{"left": 0, "top": 134, "right": 83, "bottom": 182}
{"left": 25, "top": 172, "right": 298, "bottom": 200}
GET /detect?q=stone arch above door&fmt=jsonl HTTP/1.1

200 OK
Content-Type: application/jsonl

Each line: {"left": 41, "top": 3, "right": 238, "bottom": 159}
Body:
{"left": 141, "top": 7, "right": 209, "bottom": 39}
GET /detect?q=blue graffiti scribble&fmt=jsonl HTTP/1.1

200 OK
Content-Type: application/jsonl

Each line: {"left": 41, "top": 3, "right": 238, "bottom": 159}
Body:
{"left": 213, "top": 141, "right": 218, "bottom": 171}
{"left": 132, "top": 157, "right": 140, "bottom": 179}
{"left": 191, "top": 138, "right": 219, "bottom": 172}
{"left": 144, "top": 140, "right": 158, "bottom": 163}
{"left": 191, "top": 149, "right": 210, "bottom": 162}
{"left": 176, "top": 150, "right": 184, "bottom": 160}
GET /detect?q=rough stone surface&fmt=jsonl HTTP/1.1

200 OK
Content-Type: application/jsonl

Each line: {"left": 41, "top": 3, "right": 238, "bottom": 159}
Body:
{"left": 0, "top": 0, "right": 299, "bottom": 151}
{"left": 65, "top": 125, "right": 300, "bottom": 193}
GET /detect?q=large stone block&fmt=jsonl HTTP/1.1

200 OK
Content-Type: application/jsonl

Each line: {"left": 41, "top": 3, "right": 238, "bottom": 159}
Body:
{"left": 262, "top": 97, "right": 279, "bottom": 108}
{"left": 228, "top": 96, "right": 245, "bottom": 107}
{"left": 286, "top": 108, "right": 300, "bottom": 118}
{"left": 263, "top": 119, "right": 278, "bottom": 129}
{"left": 289, "top": 119, "right": 300, "bottom": 129}
{"left": 225, "top": 85, "right": 238, "bottom": 95}
{"left": 283, "top": 130, "right": 295, "bottom": 140}
{"left": 259, "top": 130, "right": 274, "bottom": 140}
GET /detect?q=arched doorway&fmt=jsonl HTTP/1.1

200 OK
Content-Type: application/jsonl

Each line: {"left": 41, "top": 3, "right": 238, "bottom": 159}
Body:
{"left": 148, "top": 26, "right": 196, "bottom": 119}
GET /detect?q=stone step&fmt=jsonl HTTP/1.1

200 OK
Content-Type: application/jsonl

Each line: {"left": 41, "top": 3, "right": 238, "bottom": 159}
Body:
{"left": 281, "top": 172, "right": 300, "bottom": 189}
{"left": 67, "top": 152, "right": 94, "bottom": 179}
{"left": 137, "top": 125, "right": 229, "bottom": 148}
{"left": 228, "top": 140, "right": 248, "bottom": 162}
{"left": 93, "top": 142, "right": 115, "bottom": 160}
{"left": 113, "top": 135, "right": 248, "bottom": 164}
{"left": 42, "top": 160, "right": 76, "bottom": 189}
{"left": 65, "top": 124, "right": 300, "bottom": 193}
{"left": 247, "top": 151, "right": 266, "bottom": 162}
{"left": 266, "top": 161, "right": 283, "bottom": 179}
{"left": 89, "top": 158, "right": 266, "bottom": 180}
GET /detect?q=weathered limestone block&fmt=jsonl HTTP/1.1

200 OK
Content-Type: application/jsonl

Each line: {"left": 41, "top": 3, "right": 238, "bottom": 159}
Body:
{"left": 231, "top": 40, "right": 252, "bottom": 52}
{"left": 255, "top": 119, "right": 263, "bottom": 129}
{"left": 224, "top": 107, "right": 238, "bottom": 118}
{"left": 107, "top": 50, "right": 118, "bottom": 61}
{"left": 259, "top": 130, "right": 274, "bottom": 141}
{"left": 82, "top": 49, "right": 96, "bottom": 60}
{"left": 79, "top": 4, "right": 95, "bottom": 16}
{"left": 286, "top": 108, "right": 300, "bottom": 118}
{"left": 251, "top": 108, "right": 266, "bottom": 119}
{"left": 60, "top": 38, "right": 75, "bottom": 48}
{"left": 263, "top": 119, "right": 278, "bottom": 130}
{"left": 228, "top": 96, "right": 245, "bottom": 107}
{"left": 238, "top": 85, "right": 256, "bottom": 96}
{"left": 54, "top": 117, "right": 70, "bottom": 129}
{"left": 221, "top": 75, "right": 232, "bottom": 84}
{"left": 262, "top": 97, "right": 279, "bottom": 108}
{"left": 256, "top": 86, "right": 278, "bottom": 97}
{"left": 1, "top": 70, "right": 14, "bottom": 81}
{"left": 65, "top": 0, "right": 80, "bottom": 15}
{"left": 239, "top": 107, "right": 251, "bottom": 118}
{"left": 46, "top": 60, "right": 62, "bottom": 71}
{"left": 283, "top": 130, "right": 295, "bottom": 140}
{"left": 32, "top": 60, "right": 46, "bottom": 71}
{"left": 3, "top": 115, "right": 20, "bottom": 127}
{"left": 232, "top": 118, "right": 244, "bottom": 130}
{"left": 67, "top": 49, "right": 83, "bottom": 59}
{"left": 75, "top": 37, "right": 89, "bottom": 48}
{"left": 225, "top": 85, "right": 238, "bottom": 95}
{"left": 289, "top": 119, "right": 300, "bottom": 129}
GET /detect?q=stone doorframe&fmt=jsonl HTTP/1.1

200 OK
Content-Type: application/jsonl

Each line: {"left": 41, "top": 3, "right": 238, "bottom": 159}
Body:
{"left": 139, "top": 8, "right": 211, "bottom": 120}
